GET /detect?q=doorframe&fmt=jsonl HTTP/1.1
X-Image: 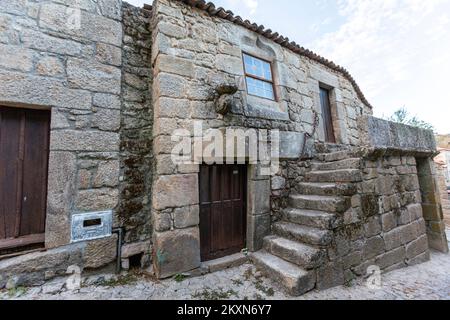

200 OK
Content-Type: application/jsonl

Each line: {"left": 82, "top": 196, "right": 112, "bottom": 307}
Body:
{"left": 319, "top": 84, "right": 336, "bottom": 144}
{"left": 196, "top": 162, "right": 272, "bottom": 262}
{"left": 310, "top": 77, "right": 347, "bottom": 145}
{"left": 0, "top": 103, "right": 51, "bottom": 256}
{"left": 198, "top": 163, "right": 248, "bottom": 262}
{"left": 246, "top": 164, "right": 272, "bottom": 252}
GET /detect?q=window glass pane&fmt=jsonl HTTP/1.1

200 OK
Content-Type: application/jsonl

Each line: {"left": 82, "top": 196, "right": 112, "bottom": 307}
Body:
{"left": 243, "top": 54, "right": 273, "bottom": 81}
{"left": 246, "top": 77, "right": 275, "bottom": 100}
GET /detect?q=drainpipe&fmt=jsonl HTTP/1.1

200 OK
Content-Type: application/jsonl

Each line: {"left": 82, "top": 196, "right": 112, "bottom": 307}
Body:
{"left": 112, "top": 227, "right": 124, "bottom": 274}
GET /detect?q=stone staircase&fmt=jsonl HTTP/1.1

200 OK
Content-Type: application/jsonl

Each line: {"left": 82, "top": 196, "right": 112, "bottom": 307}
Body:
{"left": 251, "top": 145, "right": 362, "bottom": 296}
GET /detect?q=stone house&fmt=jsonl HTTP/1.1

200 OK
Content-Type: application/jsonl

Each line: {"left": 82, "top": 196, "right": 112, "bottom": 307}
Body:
{"left": 0, "top": 0, "right": 448, "bottom": 295}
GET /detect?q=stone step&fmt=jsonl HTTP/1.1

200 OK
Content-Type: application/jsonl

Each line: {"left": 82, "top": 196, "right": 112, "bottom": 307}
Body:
{"left": 296, "top": 182, "right": 357, "bottom": 197}
{"left": 283, "top": 208, "right": 338, "bottom": 230}
{"left": 305, "top": 169, "right": 362, "bottom": 183}
{"left": 289, "top": 194, "right": 350, "bottom": 213}
{"left": 251, "top": 251, "right": 316, "bottom": 296}
{"left": 315, "top": 150, "right": 353, "bottom": 162}
{"left": 310, "top": 158, "right": 361, "bottom": 171}
{"left": 264, "top": 236, "right": 326, "bottom": 270}
{"left": 314, "top": 143, "right": 349, "bottom": 154}
{"left": 273, "top": 222, "right": 332, "bottom": 246}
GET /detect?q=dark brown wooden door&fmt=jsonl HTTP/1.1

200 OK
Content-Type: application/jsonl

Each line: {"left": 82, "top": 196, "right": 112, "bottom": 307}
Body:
{"left": 0, "top": 106, "right": 50, "bottom": 254}
{"left": 199, "top": 164, "right": 247, "bottom": 262}
{"left": 320, "top": 87, "right": 336, "bottom": 143}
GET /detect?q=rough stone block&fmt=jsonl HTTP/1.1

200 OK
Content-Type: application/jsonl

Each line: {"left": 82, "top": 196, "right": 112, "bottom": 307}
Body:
{"left": 96, "top": 42, "right": 122, "bottom": 66}
{"left": 84, "top": 235, "right": 118, "bottom": 269}
{"left": 121, "top": 241, "right": 152, "bottom": 259}
{"left": 0, "top": 44, "right": 34, "bottom": 72}
{"left": 39, "top": 3, "right": 122, "bottom": 46}
{"left": 406, "top": 251, "right": 431, "bottom": 266}
{"left": 342, "top": 251, "right": 362, "bottom": 269}
{"left": 247, "top": 214, "right": 271, "bottom": 252}
{"left": 398, "top": 208, "right": 413, "bottom": 226}
{"left": 93, "top": 93, "right": 121, "bottom": 110}
{"left": 248, "top": 179, "right": 271, "bottom": 215}
{"left": 427, "top": 232, "right": 449, "bottom": 253}
{"left": 154, "top": 228, "right": 201, "bottom": 279}
{"left": 407, "top": 203, "right": 423, "bottom": 221}
{"left": 383, "top": 227, "right": 403, "bottom": 251}
{"left": 316, "top": 262, "right": 345, "bottom": 290}
{"left": 36, "top": 56, "right": 65, "bottom": 77}
{"left": 422, "top": 203, "right": 443, "bottom": 221}
{"left": 363, "top": 236, "right": 385, "bottom": 260}
{"left": 156, "top": 54, "right": 195, "bottom": 78}
{"left": 0, "top": 244, "right": 84, "bottom": 288}
{"left": 0, "top": 71, "right": 92, "bottom": 110}
{"left": 93, "top": 161, "right": 120, "bottom": 188}
{"left": 381, "top": 212, "right": 397, "bottom": 232}
{"left": 399, "top": 223, "right": 418, "bottom": 245}
{"left": 364, "top": 216, "right": 382, "bottom": 237}
{"left": 155, "top": 73, "right": 187, "bottom": 98}
{"left": 375, "top": 246, "right": 405, "bottom": 270}
{"left": 153, "top": 211, "right": 172, "bottom": 232}
{"left": 202, "top": 253, "right": 248, "bottom": 273}
{"left": 46, "top": 151, "right": 77, "bottom": 249}
{"left": 50, "top": 130, "right": 120, "bottom": 152}
{"left": 271, "top": 176, "right": 286, "bottom": 190}
{"left": 92, "top": 108, "right": 121, "bottom": 132}
{"left": 67, "top": 58, "right": 121, "bottom": 94}
{"left": 173, "top": 205, "right": 200, "bottom": 229}
{"left": 157, "top": 21, "right": 188, "bottom": 39}
{"left": 405, "top": 235, "right": 429, "bottom": 260}
{"left": 216, "top": 54, "right": 243, "bottom": 75}
{"left": 75, "top": 188, "right": 119, "bottom": 211}
{"left": 153, "top": 174, "right": 199, "bottom": 210}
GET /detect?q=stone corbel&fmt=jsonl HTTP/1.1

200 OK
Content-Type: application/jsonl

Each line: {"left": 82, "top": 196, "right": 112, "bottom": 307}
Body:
{"left": 214, "top": 84, "right": 238, "bottom": 115}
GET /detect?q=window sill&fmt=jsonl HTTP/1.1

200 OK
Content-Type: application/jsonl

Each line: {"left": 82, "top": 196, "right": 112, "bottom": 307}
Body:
{"left": 244, "top": 95, "right": 289, "bottom": 121}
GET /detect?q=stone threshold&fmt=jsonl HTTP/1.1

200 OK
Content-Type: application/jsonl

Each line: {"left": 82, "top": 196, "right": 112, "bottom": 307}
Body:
{"left": 196, "top": 253, "right": 250, "bottom": 276}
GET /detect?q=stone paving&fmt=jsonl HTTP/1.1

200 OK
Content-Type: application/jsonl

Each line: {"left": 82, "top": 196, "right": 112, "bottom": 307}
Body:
{"left": 1, "top": 229, "right": 449, "bottom": 301}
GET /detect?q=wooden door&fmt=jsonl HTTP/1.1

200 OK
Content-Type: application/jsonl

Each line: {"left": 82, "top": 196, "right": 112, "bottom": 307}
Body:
{"left": 0, "top": 106, "right": 50, "bottom": 255}
{"left": 320, "top": 87, "right": 336, "bottom": 143}
{"left": 199, "top": 164, "right": 247, "bottom": 262}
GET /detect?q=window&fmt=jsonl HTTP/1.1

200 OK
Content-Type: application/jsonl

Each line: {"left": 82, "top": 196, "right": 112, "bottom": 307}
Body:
{"left": 243, "top": 53, "right": 275, "bottom": 100}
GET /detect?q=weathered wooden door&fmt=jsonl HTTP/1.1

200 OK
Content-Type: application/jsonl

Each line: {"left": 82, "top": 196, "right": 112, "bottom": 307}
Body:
{"left": 199, "top": 164, "right": 247, "bottom": 262}
{"left": 320, "top": 87, "right": 336, "bottom": 143}
{"left": 0, "top": 106, "right": 50, "bottom": 254}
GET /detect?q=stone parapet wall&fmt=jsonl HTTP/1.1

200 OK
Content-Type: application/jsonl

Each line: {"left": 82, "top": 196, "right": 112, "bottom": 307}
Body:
{"left": 284, "top": 153, "right": 432, "bottom": 288}
{"left": 360, "top": 116, "right": 437, "bottom": 156}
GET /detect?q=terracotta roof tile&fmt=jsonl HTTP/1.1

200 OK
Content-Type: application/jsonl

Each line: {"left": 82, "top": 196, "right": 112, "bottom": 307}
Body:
{"left": 174, "top": 0, "right": 373, "bottom": 110}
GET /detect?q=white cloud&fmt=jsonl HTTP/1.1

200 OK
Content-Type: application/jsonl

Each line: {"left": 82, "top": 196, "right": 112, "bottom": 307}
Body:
{"left": 125, "top": 0, "right": 147, "bottom": 7}
{"left": 224, "top": 0, "right": 258, "bottom": 15}
{"left": 309, "top": 0, "right": 450, "bottom": 133}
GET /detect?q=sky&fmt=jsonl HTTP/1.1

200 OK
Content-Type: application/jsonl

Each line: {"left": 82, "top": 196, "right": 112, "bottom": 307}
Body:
{"left": 127, "top": 0, "right": 450, "bottom": 134}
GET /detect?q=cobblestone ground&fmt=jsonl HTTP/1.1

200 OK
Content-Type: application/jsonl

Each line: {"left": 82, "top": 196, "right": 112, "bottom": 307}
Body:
{"left": 2, "top": 229, "right": 449, "bottom": 301}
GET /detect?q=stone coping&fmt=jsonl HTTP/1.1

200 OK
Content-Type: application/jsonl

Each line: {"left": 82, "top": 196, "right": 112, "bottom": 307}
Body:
{"left": 362, "top": 116, "right": 437, "bottom": 156}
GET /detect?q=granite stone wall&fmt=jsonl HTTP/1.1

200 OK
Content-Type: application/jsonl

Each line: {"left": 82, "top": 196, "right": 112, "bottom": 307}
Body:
{"left": 0, "top": 0, "right": 157, "bottom": 280}
{"left": 0, "top": 0, "right": 125, "bottom": 280}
